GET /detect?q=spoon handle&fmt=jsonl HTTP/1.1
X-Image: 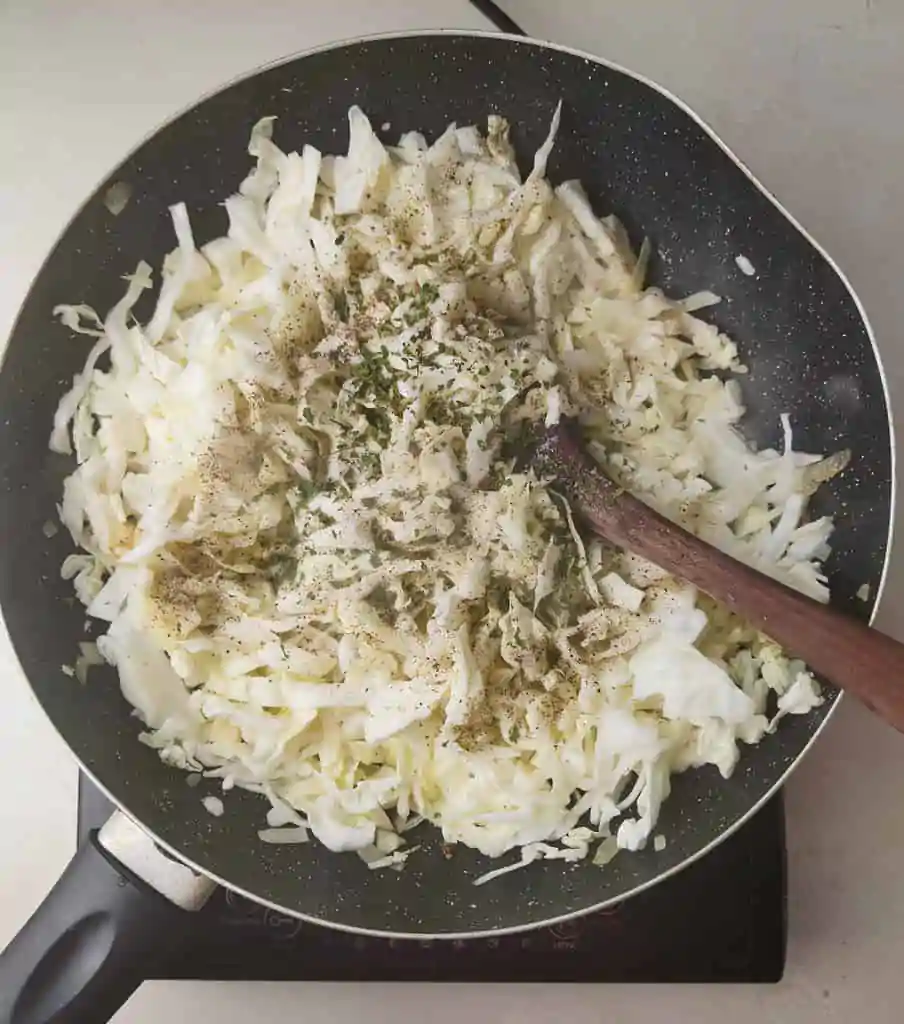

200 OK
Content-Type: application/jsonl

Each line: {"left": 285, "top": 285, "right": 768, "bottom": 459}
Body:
{"left": 546, "top": 426, "right": 904, "bottom": 734}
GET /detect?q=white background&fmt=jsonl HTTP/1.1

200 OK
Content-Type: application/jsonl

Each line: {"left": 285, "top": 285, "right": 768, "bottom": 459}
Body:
{"left": 2, "top": 1, "right": 904, "bottom": 1021}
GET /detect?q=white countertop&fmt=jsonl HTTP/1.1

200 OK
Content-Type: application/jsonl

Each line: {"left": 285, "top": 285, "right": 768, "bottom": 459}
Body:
{"left": 2, "top": 1, "right": 904, "bottom": 1021}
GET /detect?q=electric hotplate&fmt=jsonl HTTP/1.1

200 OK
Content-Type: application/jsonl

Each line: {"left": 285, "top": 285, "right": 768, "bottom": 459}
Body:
{"left": 78, "top": 776, "right": 786, "bottom": 982}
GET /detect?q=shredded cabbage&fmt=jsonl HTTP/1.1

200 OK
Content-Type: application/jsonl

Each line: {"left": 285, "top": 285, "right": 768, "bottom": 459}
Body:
{"left": 52, "top": 106, "right": 843, "bottom": 878}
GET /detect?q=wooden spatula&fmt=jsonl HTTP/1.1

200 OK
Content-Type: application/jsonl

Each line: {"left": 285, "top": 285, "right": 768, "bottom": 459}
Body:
{"left": 533, "top": 421, "right": 904, "bottom": 734}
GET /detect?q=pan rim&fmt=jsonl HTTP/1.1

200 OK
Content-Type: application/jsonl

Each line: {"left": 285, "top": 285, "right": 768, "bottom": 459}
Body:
{"left": 0, "top": 26, "right": 896, "bottom": 940}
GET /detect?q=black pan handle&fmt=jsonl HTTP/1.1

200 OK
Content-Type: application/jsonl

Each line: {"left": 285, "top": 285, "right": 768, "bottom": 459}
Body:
{"left": 0, "top": 812, "right": 214, "bottom": 1024}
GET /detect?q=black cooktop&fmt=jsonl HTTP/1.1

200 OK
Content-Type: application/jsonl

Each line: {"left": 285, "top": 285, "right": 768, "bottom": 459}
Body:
{"left": 78, "top": 775, "right": 786, "bottom": 982}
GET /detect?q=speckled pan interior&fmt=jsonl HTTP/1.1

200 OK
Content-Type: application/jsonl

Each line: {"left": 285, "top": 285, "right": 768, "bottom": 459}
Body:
{"left": 0, "top": 33, "right": 892, "bottom": 936}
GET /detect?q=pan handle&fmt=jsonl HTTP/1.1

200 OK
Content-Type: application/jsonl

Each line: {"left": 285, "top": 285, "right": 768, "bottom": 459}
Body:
{"left": 0, "top": 811, "right": 215, "bottom": 1024}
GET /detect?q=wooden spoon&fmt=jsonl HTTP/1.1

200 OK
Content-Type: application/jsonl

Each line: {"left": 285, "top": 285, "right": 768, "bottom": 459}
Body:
{"left": 533, "top": 421, "right": 904, "bottom": 734}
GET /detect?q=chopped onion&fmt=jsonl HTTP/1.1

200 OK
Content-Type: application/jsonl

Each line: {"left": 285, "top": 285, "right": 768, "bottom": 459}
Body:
{"left": 258, "top": 826, "right": 309, "bottom": 844}
{"left": 202, "top": 796, "right": 225, "bottom": 817}
{"left": 592, "top": 837, "right": 620, "bottom": 867}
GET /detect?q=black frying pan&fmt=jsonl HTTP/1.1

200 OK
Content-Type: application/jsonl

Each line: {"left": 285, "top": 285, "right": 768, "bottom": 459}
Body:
{"left": 0, "top": 31, "right": 893, "bottom": 1024}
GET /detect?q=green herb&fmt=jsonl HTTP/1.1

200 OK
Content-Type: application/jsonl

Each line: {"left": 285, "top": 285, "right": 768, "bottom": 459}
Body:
{"left": 297, "top": 479, "right": 319, "bottom": 502}
{"left": 357, "top": 450, "right": 382, "bottom": 477}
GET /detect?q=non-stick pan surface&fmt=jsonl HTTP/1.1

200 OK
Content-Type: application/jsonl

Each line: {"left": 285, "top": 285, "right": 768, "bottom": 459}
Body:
{"left": 0, "top": 32, "right": 893, "bottom": 938}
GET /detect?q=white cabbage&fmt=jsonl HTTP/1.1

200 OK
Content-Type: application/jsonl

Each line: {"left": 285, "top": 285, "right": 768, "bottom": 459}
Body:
{"left": 52, "top": 106, "right": 841, "bottom": 878}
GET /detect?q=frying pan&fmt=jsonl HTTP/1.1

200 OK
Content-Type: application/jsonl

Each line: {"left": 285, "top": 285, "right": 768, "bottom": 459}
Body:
{"left": 0, "top": 30, "right": 893, "bottom": 1024}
